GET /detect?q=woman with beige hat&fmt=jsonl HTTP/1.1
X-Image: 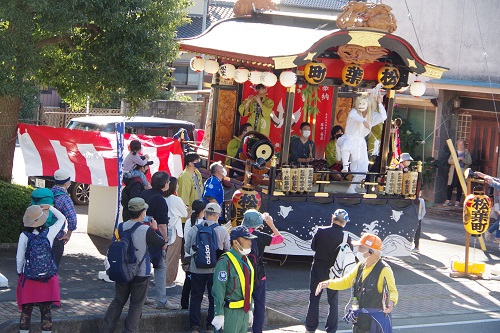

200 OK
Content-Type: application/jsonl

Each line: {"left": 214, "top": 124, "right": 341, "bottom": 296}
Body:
{"left": 16, "top": 204, "right": 65, "bottom": 333}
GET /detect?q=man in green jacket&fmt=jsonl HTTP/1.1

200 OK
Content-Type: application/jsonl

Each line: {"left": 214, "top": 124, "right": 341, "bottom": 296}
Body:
{"left": 211, "top": 226, "right": 256, "bottom": 333}
{"left": 177, "top": 152, "right": 203, "bottom": 214}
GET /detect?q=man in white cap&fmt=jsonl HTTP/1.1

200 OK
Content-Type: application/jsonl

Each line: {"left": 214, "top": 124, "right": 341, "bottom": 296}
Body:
{"left": 305, "top": 209, "right": 352, "bottom": 333}
{"left": 51, "top": 169, "right": 78, "bottom": 267}
{"left": 397, "top": 153, "right": 413, "bottom": 173}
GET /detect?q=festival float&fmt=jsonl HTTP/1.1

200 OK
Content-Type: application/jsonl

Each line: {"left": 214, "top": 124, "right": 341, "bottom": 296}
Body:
{"left": 179, "top": 1, "right": 448, "bottom": 256}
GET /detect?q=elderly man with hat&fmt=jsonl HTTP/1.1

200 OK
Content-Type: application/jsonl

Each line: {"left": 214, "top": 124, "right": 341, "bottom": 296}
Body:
{"left": 102, "top": 197, "right": 167, "bottom": 333}
{"left": 305, "top": 209, "right": 352, "bottom": 333}
{"left": 316, "top": 233, "right": 399, "bottom": 333}
{"left": 242, "top": 209, "right": 283, "bottom": 333}
{"left": 211, "top": 225, "right": 257, "bottom": 333}
{"left": 397, "top": 152, "right": 413, "bottom": 173}
{"left": 51, "top": 169, "right": 78, "bottom": 267}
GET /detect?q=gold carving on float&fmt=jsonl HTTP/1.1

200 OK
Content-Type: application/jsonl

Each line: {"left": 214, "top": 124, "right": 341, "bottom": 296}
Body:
{"left": 407, "top": 58, "right": 417, "bottom": 68}
{"left": 348, "top": 31, "right": 384, "bottom": 47}
{"left": 273, "top": 56, "right": 297, "bottom": 69}
{"left": 337, "top": 1, "right": 397, "bottom": 33}
{"left": 338, "top": 44, "right": 388, "bottom": 64}
{"left": 423, "top": 64, "right": 446, "bottom": 79}
{"left": 233, "top": 0, "right": 278, "bottom": 17}
{"left": 304, "top": 52, "right": 317, "bottom": 61}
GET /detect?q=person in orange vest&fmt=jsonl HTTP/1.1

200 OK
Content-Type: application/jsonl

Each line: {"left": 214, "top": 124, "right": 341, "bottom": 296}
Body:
{"left": 211, "top": 226, "right": 257, "bottom": 333}
{"left": 316, "top": 233, "right": 398, "bottom": 333}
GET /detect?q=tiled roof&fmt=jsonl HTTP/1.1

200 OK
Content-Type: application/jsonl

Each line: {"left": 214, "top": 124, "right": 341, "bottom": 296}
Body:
{"left": 279, "top": 0, "right": 348, "bottom": 11}
{"left": 177, "top": 3, "right": 234, "bottom": 39}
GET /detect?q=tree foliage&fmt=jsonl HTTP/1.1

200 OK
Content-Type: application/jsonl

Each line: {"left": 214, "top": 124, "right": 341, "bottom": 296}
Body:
{"left": 0, "top": 0, "right": 191, "bottom": 107}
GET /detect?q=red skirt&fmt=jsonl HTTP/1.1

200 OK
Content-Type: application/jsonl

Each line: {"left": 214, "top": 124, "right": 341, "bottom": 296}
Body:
{"left": 16, "top": 274, "right": 61, "bottom": 310}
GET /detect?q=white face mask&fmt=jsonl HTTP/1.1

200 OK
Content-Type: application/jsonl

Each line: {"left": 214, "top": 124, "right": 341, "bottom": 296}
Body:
{"left": 240, "top": 247, "right": 251, "bottom": 255}
{"left": 302, "top": 130, "right": 311, "bottom": 138}
{"left": 221, "top": 168, "right": 227, "bottom": 177}
{"left": 357, "top": 251, "right": 368, "bottom": 264}
{"left": 236, "top": 241, "right": 251, "bottom": 255}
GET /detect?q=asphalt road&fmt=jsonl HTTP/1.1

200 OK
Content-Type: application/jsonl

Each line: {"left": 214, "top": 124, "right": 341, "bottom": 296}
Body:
{"left": 8, "top": 146, "right": 500, "bottom": 332}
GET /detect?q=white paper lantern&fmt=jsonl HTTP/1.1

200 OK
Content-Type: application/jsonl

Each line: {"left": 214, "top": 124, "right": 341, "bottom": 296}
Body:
{"left": 409, "top": 80, "right": 426, "bottom": 97}
{"left": 189, "top": 56, "right": 205, "bottom": 72}
{"left": 234, "top": 68, "right": 249, "bottom": 83}
{"left": 260, "top": 72, "right": 278, "bottom": 87}
{"left": 204, "top": 59, "right": 220, "bottom": 74}
{"left": 219, "top": 64, "right": 236, "bottom": 79}
{"left": 248, "top": 71, "right": 262, "bottom": 85}
{"left": 279, "top": 71, "right": 297, "bottom": 87}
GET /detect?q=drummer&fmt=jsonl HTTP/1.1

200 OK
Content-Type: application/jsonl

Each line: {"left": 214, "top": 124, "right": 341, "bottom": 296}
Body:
{"left": 289, "top": 122, "right": 316, "bottom": 164}
{"left": 225, "top": 123, "right": 253, "bottom": 178}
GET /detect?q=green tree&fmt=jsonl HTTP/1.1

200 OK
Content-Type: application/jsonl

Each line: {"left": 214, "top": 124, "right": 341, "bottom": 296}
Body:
{"left": 0, "top": 0, "right": 191, "bottom": 181}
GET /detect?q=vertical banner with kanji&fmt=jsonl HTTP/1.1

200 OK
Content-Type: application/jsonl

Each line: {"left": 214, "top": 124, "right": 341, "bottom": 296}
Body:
{"left": 114, "top": 122, "right": 125, "bottom": 234}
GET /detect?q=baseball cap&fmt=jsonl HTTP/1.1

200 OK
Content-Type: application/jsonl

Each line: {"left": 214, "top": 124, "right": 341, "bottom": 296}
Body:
{"left": 242, "top": 209, "right": 263, "bottom": 228}
{"left": 352, "top": 233, "right": 383, "bottom": 251}
{"left": 205, "top": 202, "right": 222, "bottom": 214}
{"left": 230, "top": 225, "right": 258, "bottom": 241}
{"left": 128, "top": 197, "right": 149, "bottom": 212}
{"left": 54, "top": 169, "right": 71, "bottom": 184}
{"left": 23, "top": 205, "right": 49, "bottom": 228}
{"left": 333, "top": 209, "right": 350, "bottom": 224}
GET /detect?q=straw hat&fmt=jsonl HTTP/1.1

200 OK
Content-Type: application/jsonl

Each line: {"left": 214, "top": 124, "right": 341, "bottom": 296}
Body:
{"left": 23, "top": 205, "right": 49, "bottom": 228}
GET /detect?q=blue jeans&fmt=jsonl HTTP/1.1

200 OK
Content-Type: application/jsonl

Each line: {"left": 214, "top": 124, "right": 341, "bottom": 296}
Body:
{"left": 305, "top": 265, "right": 339, "bottom": 333}
{"left": 189, "top": 273, "right": 214, "bottom": 328}
{"left": 252, "top": 279, "right": 266, "bottom": 333}
{"left": 488, "top": 219, "right": 500, "bottom": 237}
{"left": 154, "top": 250, "right": 167, "bottom": 304}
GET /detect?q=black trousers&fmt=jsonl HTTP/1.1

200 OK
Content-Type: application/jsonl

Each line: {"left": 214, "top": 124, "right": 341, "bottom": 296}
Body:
{"left": 52, "top": 238, "right": 64, "bottom": 267}
{"left": 305, "top": 264, "right": 339, "bottom": 333}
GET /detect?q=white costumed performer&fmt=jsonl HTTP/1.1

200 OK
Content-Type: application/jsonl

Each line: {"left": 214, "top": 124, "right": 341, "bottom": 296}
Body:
{"left": 336, "top": 94, "right": 387, "bottom": 193}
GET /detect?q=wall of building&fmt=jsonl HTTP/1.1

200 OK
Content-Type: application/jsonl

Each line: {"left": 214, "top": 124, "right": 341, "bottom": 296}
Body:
{"left": 386, "top": 0, "right": 500, "bottom": 83}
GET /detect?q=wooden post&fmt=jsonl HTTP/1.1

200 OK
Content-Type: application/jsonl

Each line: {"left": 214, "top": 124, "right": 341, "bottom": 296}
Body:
{"left": 380, "top": 90, "right": 395, "bottom": 173}
{"left": 280, "top": 85, "right": 296, "bottom": 165}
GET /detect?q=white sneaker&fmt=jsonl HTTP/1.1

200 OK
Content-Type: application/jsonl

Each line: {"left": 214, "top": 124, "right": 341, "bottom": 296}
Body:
{"left": 341, "top": 167, "right": 349, "bottom": 173}
{"left": 156, "top": 300, "right": 181, "bottom": 310}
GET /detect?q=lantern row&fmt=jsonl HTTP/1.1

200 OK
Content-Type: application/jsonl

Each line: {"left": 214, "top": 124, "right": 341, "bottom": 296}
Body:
{"left": 189, "top": 56, "right": 426, "bottom": 96}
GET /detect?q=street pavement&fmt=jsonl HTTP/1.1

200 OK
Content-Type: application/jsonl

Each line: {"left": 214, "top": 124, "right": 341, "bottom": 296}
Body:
{"left": 3, "top": 147, "right": 500, "bottom": 332}
{"left": 0, "top": 204, "right": 500, "bottom": 332}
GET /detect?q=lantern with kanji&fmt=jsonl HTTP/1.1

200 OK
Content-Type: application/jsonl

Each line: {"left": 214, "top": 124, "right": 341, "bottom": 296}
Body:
{"left": 377, "top": 65, "right": 400, "bottom": 89}
{"left": 304, "top": 62, "right": 327, "bottom": 84}
{"left": 463, "top": 190, "right": 491, "bottom": 235}
{"left": 231, "top": 186, "right": 261, "bottom": 227}
{"left": 342, "top": 64, "right": 364, "bottom": 87}
{"left": 219, "top": 63, "right": 236, "bottom": 79}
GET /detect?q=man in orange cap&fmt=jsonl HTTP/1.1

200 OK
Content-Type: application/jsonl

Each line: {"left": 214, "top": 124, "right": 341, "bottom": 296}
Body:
{"left": 315, "top": 233, "right": 398, "bottom": 333}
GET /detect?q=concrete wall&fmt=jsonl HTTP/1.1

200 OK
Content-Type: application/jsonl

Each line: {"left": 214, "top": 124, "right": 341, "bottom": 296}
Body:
{"left": 87, "top": 185, "right": 120, "bottom": 239}
{"left": 385, "top": 0, "right": 500, "bottom": 83}
{"left": 189, "top": 0, "right": 206, "bottom": 15}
